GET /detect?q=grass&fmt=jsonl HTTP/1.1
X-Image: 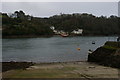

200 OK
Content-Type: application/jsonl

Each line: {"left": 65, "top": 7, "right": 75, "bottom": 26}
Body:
{"left": 102, "top": 45, "right": 118, "bottom": 50}
{"left": 102, "top": 41, "right": 120, "bottom": 50}
{"left": 105, "top": 41, "right": 120, "bottom": 48}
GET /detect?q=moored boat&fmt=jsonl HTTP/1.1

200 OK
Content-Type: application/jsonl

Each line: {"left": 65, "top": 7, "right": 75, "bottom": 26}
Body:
{"left": 60, "top": 33, "right": 69, "bottom": 37}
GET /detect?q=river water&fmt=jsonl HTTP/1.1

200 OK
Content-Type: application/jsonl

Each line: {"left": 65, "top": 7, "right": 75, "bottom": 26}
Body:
{"left": 2, "top": 36, "right": 117, "bottom": 62}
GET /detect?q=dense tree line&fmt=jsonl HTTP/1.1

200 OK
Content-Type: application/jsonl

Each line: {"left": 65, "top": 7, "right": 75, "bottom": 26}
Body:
{"left": 2, "top": 11, "right": 53, "bottom": 37}
{"left": 49, "top": 13, "right": 120, "bottom": 36}
{"left": 2, "top": 10, "right": 120, "bottom": 37}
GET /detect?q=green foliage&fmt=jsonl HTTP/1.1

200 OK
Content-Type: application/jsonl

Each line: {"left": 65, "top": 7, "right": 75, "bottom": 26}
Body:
{"left": 2, "top": 10, "right": 120, "bottom": 37}
{"left": 104, "top": 41, "right": 120, "bottom": 48}
{"left": 102, "top": 41, "right": 120, "bottom": 50}
{"left": 49, "top": 13, "right": 120, "bottom": 36}
{"left": 102, "top": 45, "right": 118, "bottom": 50}
{"left": 2, "top": 11, "right": 53, "bottom": 37}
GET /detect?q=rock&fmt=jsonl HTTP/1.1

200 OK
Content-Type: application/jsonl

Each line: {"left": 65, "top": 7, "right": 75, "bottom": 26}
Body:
{"left": 88, "top": 41, "right": 120, "bottom": 68}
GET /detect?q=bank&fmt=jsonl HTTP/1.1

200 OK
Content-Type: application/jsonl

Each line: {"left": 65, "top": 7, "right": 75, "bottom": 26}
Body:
{"left": 88, "top": 41, "right": 120, "bottom": 68}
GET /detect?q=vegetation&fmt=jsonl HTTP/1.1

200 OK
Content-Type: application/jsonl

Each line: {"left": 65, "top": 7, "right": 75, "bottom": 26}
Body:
{"left": 101, "top": 41, "right": 120, "bottom": 50}
{"left": 2, "top": 10, "right": 120, "bottom": 37}
{"left": 2, "top": 11, "right": 53, "bottom": 37}
{"left": 104, "top": 41, "right": 120, "bottom": 48}
{"left": 49, "top": 13, "right": 120, "bottom": 35}
{"left": 102, "top": 45, "right": 118, "bottom": 50}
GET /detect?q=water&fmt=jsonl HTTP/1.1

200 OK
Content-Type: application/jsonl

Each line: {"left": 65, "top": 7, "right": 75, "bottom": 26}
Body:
{"left": 2, "top": 36, "right": 117, "bottom": 62}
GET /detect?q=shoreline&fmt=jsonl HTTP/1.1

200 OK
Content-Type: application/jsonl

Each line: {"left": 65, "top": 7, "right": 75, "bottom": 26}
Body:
{"left": 1, "top": 60, "right": 120, "bottom": 71}
{"left": 2, "top": 35, "right": 118, "bottom": 39}
{"left": 2, "top": 35, "right": 53, "bottom": 39}
{"left": 1, "top": 60, "right": 86, "bottom": 63}
{"left": 2, "top": 61, "right": 119, "bottom": 78}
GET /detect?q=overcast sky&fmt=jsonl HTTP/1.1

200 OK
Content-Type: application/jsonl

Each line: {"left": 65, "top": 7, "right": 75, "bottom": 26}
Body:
{"left": 2, "top": 2, "right": 118, "bottom": 17}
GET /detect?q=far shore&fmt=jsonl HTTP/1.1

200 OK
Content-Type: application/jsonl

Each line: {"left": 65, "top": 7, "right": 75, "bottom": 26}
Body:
{"left": 2, "top": 34, "right": 119, "bottom": 39}
{"left": 2, "top": 35, "right": 53, "bottom": 39}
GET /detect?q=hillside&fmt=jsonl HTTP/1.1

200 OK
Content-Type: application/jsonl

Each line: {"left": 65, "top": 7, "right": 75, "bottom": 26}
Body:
{"left": 2, "top": 10, "right": 120, "bottom": 38}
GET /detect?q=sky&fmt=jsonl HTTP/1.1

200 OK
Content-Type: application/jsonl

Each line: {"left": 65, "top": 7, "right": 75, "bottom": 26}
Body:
{"left": 1, "top": 0, "right": 120, "bottom": 2}
{"left": 1, "top": 2, "right": 119, "bottom": 17}
{"left": 118, "top": 1, "right": 120, "bottom": 17}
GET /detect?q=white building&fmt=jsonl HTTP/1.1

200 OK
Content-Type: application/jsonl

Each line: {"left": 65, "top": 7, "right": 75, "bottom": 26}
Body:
{"left": 50, "top": 26, "right": 55, "bottom": 30}
{"left": 50, "top": 26, "right": 58, "bottom": 34}
{"left": 72, "top": 29, "right": 83, "bottom": 34}
{"left": 50, "top": 26, "right": 68, "bottom": 35}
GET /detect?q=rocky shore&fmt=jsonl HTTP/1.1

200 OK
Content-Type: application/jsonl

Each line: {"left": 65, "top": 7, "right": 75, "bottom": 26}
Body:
{"left": 88, "top": 41, "right": 120, "bottom": 68}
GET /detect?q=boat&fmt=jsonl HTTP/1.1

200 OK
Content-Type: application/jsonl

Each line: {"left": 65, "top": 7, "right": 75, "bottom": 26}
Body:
{"left": 92, "top": 41, "right": 95, "bottom": 44}
{"left": 60, "top": 33, "right": 69, "bottom": 37}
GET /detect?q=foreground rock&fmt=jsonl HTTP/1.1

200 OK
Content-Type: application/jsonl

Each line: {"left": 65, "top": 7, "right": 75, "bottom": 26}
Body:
{"left": 88, "top": 41, "right": 120, "bottom": 68}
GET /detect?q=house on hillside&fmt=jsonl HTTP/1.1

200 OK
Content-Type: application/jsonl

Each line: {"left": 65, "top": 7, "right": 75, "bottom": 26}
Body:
{"left": 50, "top": 26, "right": 68, "bottom": 35}
{"left": 50, "top": 26, "right": 58, "bottom": 34}
{"left": 71, "top": 29, "right": 83, "bottom": 35}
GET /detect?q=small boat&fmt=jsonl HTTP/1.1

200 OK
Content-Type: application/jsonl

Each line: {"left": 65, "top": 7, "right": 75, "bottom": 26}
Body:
{"left": 60, "top": 33, "right": 69, "bottom": 37}
{"left": 92, "top": 41, "right": 95, "bottom": 44}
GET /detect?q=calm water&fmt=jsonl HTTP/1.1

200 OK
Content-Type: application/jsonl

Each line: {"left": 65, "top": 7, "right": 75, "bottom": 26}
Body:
{"left": 2, "top": 36, "right": 117, "bottom": 62}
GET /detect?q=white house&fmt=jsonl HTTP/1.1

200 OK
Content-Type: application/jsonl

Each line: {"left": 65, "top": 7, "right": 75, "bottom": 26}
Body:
{"left": 50, "top": 26, "right": 55, "bottom": 30}
{"left": 50, "top": 26, "right": 69, "bottom": 35}
{"left": 50, "top": 26, "right": 58, "bottom": 34}
{"left": 72, "top": 29, "right": 83, "bottom": 34}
